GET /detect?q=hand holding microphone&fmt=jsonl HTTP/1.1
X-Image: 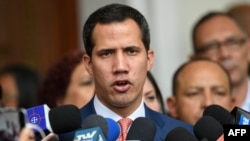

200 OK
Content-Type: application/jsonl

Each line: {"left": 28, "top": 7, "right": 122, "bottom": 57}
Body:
{"left": 26, "top": 104, "right": 82, "bottom": 140}
{"left": 26, "top": 104, "right": 81, "bottom": 135}
{"left": 19, "top": 127, "right": 35, "bottom": 141}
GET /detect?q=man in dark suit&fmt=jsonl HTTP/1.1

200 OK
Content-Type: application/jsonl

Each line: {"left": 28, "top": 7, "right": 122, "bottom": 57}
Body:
{"left": 59, "top": 3, "right": 193, "bottom": 141}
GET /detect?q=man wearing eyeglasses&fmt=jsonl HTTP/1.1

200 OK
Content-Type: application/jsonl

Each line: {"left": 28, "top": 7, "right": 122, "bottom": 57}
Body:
{"left": 191, "top": 12, "right": 250, "bottom": 112}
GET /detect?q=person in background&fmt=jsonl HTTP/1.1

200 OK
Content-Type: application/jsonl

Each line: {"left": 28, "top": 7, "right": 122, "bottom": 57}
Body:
{"left": 191, "top": 11, "right": 250, "bottom": 112}
{"left": 167, "top": 59, "right": 235, "bottom": 125}
{"left": 37, "top": 49, "right": 95, "bottom": 109}
{"left": 227, "top": 3, "right": 250, "bottom": 75}
{"left": 227, "top": 3, "right": 250, "bottom": 37}
{"left": 0, "top": 63, "right": 41, "bottom": 108}
{"left": 59, "top": 3, "right": 193, "bottom": 141}
{"left": 143, "top": 71, "right": 166, "bottom": 114}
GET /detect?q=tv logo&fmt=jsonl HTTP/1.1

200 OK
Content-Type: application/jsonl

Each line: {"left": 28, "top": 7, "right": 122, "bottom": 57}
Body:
{"left": 239, "top": 115, "right": 250, "bottom": 125}
{"left": 224, "top": 125, "right": 250, "bottom": 141}
{"left": 74, "top": 127, "right": 106, "bottom": 141}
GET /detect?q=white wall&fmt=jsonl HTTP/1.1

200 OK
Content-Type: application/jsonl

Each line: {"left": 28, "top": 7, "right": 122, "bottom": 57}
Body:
{"left": 76, "top": 0, "right": 249, "bottom": 109}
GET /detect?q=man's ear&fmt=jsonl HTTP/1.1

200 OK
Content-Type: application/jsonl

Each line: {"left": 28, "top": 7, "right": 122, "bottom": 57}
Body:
{"left": 166, "top": 96, "right": 178, "bottom": 118}
{"left": 229, "top": 96, "right": 236, "bottom": 111}
{"left": 189, "top": 53, "right": 196, "bottom": 61}
{"left": 82, "top": 53, "right": 93, "bottom": 75}
{"left": 147, "top": 49, "right": 154, "bottom": 71}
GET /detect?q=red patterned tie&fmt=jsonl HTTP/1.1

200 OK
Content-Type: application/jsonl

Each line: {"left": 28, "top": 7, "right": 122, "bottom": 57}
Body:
{"left": 117, "top": 118, "right": 133, "bottom": 141}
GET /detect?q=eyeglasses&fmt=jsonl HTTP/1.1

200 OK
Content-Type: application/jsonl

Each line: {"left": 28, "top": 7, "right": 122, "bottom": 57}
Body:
{"left": 195, "top": 36, "right": 247, "bottom": 55}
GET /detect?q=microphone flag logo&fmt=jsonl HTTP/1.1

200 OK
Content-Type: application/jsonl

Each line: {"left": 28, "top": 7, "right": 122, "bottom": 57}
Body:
{"left": 26, "top": 104, "right": 50, "bottom": 132}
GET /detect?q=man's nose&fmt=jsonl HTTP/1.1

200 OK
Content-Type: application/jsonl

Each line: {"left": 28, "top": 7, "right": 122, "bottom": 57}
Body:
{"left": 203, "top": 93, "right": 213, "bottom": 108}
{"left": 218, "top": 44, "right": 231, "bottom": 59}
{"left": 112, "top": 53, "right": 129, "bottom": 73}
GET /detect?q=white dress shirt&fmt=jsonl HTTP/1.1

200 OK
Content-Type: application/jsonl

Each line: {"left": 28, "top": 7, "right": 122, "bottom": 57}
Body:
{"left": 241, "top": 78, "right": 250, "bottom": 112}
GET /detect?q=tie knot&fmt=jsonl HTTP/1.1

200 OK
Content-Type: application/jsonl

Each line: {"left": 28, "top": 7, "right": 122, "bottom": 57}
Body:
{"left": 117, "top": 118, "right": 133, "bottom": 141}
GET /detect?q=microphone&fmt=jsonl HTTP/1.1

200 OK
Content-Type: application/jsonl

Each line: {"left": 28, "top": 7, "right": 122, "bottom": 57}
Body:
{"left": 203, "top": 104, "right": 250, "bottom": 125}
{"left": 165, "top": 127, "right": 198, "bottom": 141}
{"left": 231, "top": 106, "right": 250, "bottom": 125}
{"left": 194, "top": 116, "right": 224, "bottom": 141}
{"left": 105, "top": 118, "right": 120, "bottom": 141}
{"left": 126, "top": 117, "right": 156, "bottom": 141}
{"left": 203, "top": 104, "right": 234, "bottom": 125}
{"left": 74, "top": 114, "right": 107, "bottom": 141}
{"left": 26, "top": 104, "right": 81, "bottom": 134}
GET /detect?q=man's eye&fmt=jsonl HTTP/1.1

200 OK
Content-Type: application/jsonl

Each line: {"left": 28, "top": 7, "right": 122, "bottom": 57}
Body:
{"left": 204, "top": 42, "right": 220, "bottom": 50}
{"left": 214, "top": 91, "right": 226, "bottom": 96}
{"left": 226, "top": 38, "right": 242, "bottom": 46}
{"left": 99, "top": 51, "right": 112, "bottom": 58}
{"left": 186, "top": 92, "right": 199, "bottom": 97}
{"left": 127, "top": 49, "right": 138, "bottom": 55}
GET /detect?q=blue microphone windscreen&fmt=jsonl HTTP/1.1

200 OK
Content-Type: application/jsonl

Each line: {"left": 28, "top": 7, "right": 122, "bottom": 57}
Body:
{"left": 105, "top": 118, "right": 120, "bottom": 141}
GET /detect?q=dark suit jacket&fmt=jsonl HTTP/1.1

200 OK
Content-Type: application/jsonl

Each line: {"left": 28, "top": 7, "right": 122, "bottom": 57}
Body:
{"left": 58, "top": 98, "right": 193, "bottom": 141}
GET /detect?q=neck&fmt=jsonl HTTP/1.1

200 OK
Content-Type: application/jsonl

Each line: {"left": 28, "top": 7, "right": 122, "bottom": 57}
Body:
{"left": 97, "top": 94, "right": 143, "bottom": 118}
{"left": 110, "top": 98, "right": 142, "bottom": 118}
{"left": 232, "top": 78, "right": 248, "bottom": 108}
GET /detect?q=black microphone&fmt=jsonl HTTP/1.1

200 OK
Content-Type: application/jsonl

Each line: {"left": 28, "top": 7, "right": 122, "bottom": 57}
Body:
{"left": 49, "top": 105, "right": 82, "bottom": 134}
{"left": 203, "top": 104, "right": 250, "bottom": 125}
{"left": 126, "top": 117, "right": 156, "bottom": 141}
{"left": 105, "top": 118, "right": 120, "bottom": 141}
{"left": 194, "top": 116, "right": 224, "bottom": 141}
{"left": 203, "top": 104, "right": 234, "bottom": 125}
{"left": 165, "top": 127, "right": 198, "bottom": 141}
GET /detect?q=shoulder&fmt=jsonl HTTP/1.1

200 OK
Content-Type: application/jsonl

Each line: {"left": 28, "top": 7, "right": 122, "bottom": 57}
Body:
{"left": 147, "top": 108, "right": 192, "bottom": 129}
{"left": 79, "top": 98, "right": 96, "bottom": 119}
{"left": 145, "top": 105, "right": 193, "bottom": 140}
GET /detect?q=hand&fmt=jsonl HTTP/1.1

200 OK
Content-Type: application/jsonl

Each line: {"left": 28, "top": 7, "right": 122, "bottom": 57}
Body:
{"left": 41, "top": 133, "right": 59, "bottom": 141}
{"left": 19, "top": 127, "right": 35, "bottom": 141}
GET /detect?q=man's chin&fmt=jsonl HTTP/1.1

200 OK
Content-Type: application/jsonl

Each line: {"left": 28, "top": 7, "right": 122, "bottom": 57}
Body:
{"left": 113, "top": 102, "right": 131, "bottom": 108}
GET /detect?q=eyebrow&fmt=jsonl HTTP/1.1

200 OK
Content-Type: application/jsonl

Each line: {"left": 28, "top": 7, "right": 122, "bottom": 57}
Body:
{"left": 211, "top": 85, "right": 226, "bottom": 90}
{"left": 97, "top": 45, "right": 141, "bottom": 52}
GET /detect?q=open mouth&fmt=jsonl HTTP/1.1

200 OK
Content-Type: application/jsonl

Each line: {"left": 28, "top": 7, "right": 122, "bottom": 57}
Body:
{"left": 113, "top": 80, "right": 131, "bottom": 92}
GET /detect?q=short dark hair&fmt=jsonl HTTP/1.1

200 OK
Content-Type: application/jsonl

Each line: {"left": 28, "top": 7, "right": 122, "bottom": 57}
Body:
{"left": 191, "top": 11, "right": 246, "bottom": 53}
{"left": 83, "top": 3, "right": 150, "bottom": 57}
{"left": 172, "top": 58, "right": 232, "bottom": 96}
